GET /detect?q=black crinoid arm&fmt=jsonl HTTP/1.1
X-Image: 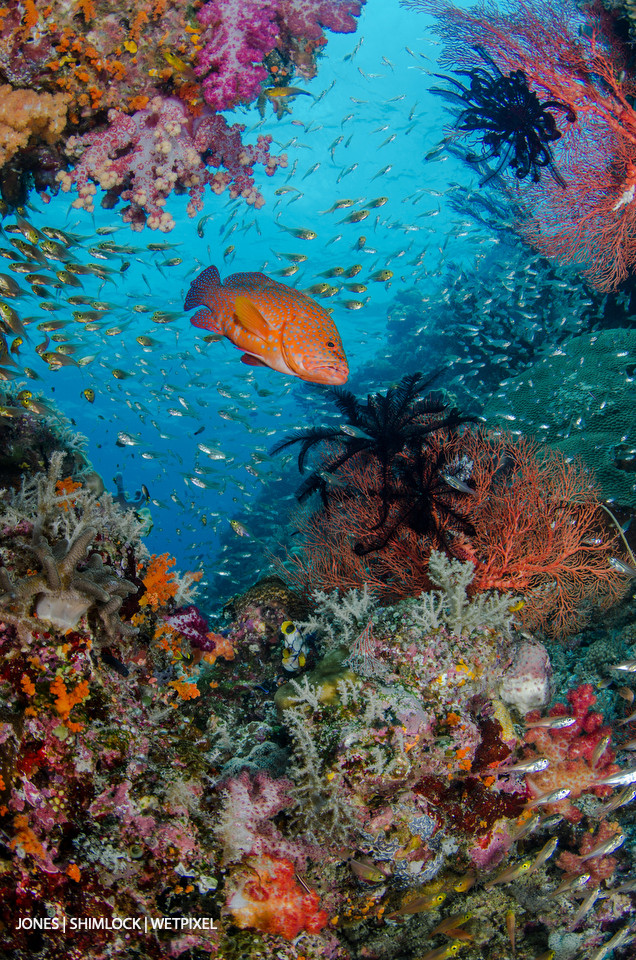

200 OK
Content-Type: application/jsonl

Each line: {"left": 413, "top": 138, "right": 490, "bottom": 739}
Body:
{"left": 431, "top": 46, "right": 576, "bottom": 188}
{"left": 270, "top": 371, "right": 478, "bottom": 526}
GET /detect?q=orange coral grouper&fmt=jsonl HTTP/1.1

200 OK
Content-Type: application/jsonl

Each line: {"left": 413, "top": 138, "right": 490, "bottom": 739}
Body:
{"left": 184, "top": 265, "right": 349, "bottom": 384}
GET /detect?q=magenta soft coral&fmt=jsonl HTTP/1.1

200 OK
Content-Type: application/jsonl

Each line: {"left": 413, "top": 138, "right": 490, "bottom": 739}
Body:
{"left": 59, "top": 98, "right": 286, "bottom": 230}
{"left": 195, "top": 0, "right": 280, "bottom": 112}
{"left": 278, "top": 0, "right": 366, "bottom": 39}
{"left": 195, "top": 0, "right": 367, "bottom": 111}
{"left": 522, "top": 684, "right": 620, "bottom": 823}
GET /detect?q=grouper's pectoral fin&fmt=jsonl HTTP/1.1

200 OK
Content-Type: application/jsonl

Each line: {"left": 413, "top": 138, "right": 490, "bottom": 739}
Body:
{"left": 233, "top": 296, "right": 270, "bottom": 341}
{"left": 240, "top": 354, "right": 267, "bottom": 367}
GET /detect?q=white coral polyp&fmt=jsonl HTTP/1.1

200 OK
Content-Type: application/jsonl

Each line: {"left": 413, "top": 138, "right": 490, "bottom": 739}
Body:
{"left": 35, "top": 593, "right": 91, "bottom": 630}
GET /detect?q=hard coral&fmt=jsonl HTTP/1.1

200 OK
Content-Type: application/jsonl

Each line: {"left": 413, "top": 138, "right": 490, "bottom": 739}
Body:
{"left": 223, "top": 574, "right": 308, "bottom": 623}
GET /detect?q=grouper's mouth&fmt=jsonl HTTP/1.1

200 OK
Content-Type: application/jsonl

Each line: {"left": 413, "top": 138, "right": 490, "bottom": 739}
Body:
{"left": 282, "top": 343, "right": 348, "bottom": 385}
{"left": 300, "top": 363, "right": 349, "bottom": 385}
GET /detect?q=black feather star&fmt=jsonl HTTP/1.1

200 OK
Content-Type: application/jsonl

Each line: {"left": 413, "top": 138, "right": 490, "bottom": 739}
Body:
{"left": 431, "top": 47, "right": 576, "bottom": 188}
{"left": 271, "top": 372, "right": 478, "bottom": 546}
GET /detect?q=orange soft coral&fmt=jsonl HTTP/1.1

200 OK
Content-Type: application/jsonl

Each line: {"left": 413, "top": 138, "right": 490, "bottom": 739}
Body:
{"left": 168, "top": 679, "right": 201, "bottom": 700}
{"left": 49, "top": 675, "right": 90, "bottom": 730}
{"left": 225, "top": 854, "right": 328, "bottom": 939}
{"left": 10, "top": 814, "right": 45, "bottom": 860}
{"left": 139, "top": 553, "right": 178, "bottom": 609}
{"left": 0, "top": 85, "right": 69, "bottom": 166}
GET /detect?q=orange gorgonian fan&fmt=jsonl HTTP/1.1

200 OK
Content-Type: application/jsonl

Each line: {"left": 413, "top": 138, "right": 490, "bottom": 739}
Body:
{"left": 278, "top": 429, "right": 626, "bottom": 637}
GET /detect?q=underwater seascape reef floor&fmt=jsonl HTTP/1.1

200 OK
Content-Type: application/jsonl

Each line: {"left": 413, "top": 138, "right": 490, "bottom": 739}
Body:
{"left": 0, "top": 408, "right": 636, "bottom": 960}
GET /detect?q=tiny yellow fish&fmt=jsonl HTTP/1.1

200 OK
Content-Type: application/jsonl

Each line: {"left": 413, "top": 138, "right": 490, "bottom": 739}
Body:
{"left": 278, "top": 224, "right": 317, "bottom": 240}
{"left": 340, "top": 209, "right": 369, "bottom": 223}
{"left": 265, "top": 86, "right": 313, "bottom": 99}
{"left": 484, "top": 857, "right": 534, "bottom": 890}
{"left": 341, "top": 299, "right": 365, "bottom": 310}
{"left": 162, "top": 49, "right": 192, "bottom": 74}
{"left": 385, "top": 891, "right": 446, "bottom": 919}
{"left": 418, "top": 943, "right": 465, "bottom": 960}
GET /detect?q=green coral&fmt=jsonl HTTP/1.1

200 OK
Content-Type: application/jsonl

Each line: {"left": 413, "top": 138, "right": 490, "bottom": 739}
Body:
{"left": 483, "top": 328, "right": 636, "bottom": 505}
{"left": 408, "top": 551, "right": 519, "bottom": 637}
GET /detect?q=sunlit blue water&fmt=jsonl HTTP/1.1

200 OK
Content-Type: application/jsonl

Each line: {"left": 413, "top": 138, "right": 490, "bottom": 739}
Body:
{"left": 9, "top": 0, "right": 531, "bottom": 614}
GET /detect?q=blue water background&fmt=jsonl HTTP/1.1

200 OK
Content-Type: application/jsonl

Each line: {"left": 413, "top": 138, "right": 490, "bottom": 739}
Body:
{"left": 15, "top": 0, "right": 505, "bottom": 614}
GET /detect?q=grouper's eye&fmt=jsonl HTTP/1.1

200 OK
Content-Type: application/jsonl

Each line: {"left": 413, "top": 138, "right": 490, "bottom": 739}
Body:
{"left": 327, "top": 340, "right": 335, "bottom": 347}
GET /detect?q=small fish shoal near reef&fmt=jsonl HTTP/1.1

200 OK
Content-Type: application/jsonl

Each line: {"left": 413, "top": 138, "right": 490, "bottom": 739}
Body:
{"left": 183, "top": 265, "right": 349, "bottom": 385}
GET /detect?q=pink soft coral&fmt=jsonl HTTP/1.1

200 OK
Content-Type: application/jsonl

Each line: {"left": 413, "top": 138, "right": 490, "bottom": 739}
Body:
{"left": 522, "top": 684, "right": 620, "bottom": 823}
{"left": 59, "top": 97, "right": 286, "bottom": 230}
{"left": 195, "top": 0, "right": 366, "bottom": 109}
{"left": 278, "top": 0, "right": 366, "bottom": 39}
{"left": 195, "top": 0, "right": 280, "bottom": 111}
{"left": 556, "top": 820, "right": 623, "bottom": 883}
{"left": 217, "top": 771, "right": 316, "bottom": 867}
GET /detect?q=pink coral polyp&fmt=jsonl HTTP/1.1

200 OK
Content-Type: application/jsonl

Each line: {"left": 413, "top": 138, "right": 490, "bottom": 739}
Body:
{"left": 58, "top": 98, "right": 286, "bottom": 231}
{"left": 196, "top": 0, "right": 280, "bottom": 112}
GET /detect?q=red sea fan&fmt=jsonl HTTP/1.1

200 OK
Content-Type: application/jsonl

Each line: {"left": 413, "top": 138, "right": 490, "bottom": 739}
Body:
{"left": 280, "top": 451, "right": 442, "bottom": 602}
{"left": 278, "top": 429, "right": 626, "bottom": 636}
{"left": 460, "top": 433, "right": 626, "bottom": 636}
{"left": 411, "top": 0, "right": 636, "bottom": 290}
